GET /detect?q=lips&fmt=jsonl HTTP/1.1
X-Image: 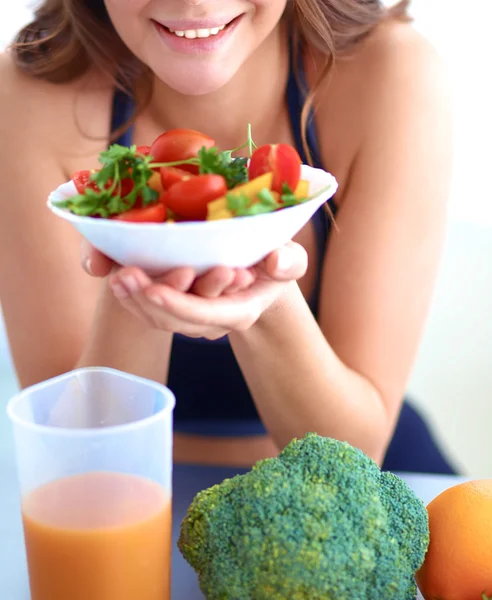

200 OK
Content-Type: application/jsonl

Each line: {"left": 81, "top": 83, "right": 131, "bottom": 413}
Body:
{"left": 153, "top": 15, "right": 243, "bottom": 54}
{"left": 155, "top": 16, "right": 238, "bottom": 34}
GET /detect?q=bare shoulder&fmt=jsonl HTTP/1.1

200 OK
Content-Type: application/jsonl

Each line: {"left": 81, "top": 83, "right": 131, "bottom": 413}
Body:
{"left": 0, "top": 51, "right": 112, "bottom": 174}
{"left": 355, "top": 19, "right": 445, "bottom": 70}
{"left": 350, "top": 20, "right": 450, "bottom": 107}
{"left": 349, "top": 20, "right": 452, "bottom": 148}
{"left": 308, "top": 21, "right": 452, "bottom": 196}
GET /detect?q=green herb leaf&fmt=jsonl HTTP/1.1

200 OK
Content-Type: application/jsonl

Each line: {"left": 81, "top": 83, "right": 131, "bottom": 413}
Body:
{"left": 226, "top": 187, "right": 281, "bottom": 217}
{"left": 241, "top": 202, "right": 277, "bottom": 216}
{"left": 140, "top": 185, "right": 159, "bottom": 205}
{"left": 198, "top": 147, "right": 248, "bottom": 189}
{"left": 280, "top": 183, "right": 306, "bottom": 207}
{"left": 256, "top": 188, "right": 279, "bottom": 208}
{"left": 226, "top": 192, "right": 250, "bottom": 214}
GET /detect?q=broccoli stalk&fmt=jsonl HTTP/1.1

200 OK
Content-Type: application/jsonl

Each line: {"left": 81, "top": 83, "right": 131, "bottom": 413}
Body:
{"left": 178, "top": 433, "right": 430, "bottom": 600}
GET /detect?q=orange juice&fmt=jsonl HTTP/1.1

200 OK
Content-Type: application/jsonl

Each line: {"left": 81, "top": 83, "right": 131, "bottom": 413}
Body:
{"left": 22, "top": 471, "right": 172, "bottom": 600}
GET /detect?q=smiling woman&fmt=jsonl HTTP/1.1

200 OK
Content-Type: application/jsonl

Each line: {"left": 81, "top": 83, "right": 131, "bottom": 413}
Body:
{"left": 0, "top": 0, "right": 456, "bottom": 474}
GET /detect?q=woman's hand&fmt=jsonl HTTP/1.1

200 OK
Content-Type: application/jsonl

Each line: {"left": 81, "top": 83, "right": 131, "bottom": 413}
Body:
{"left": 81, "top": 240, "right": 307, "bottom": 339}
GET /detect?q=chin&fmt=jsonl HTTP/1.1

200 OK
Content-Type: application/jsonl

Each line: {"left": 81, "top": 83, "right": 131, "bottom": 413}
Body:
{"left": 152, "top": 63, "right": 237, "bottom": 97}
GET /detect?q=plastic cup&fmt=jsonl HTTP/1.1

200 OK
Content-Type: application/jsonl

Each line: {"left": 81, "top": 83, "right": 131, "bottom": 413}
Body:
{"left": 7, "top": 367, "right": 175, "bottom": 600}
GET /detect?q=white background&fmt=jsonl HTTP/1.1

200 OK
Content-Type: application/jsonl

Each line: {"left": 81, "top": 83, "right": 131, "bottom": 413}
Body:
{"left": 0, "top": 0, "right": 491, "bottom": 476}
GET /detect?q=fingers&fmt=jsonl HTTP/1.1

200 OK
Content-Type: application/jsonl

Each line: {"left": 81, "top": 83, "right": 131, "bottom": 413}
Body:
{"left": 82, "top": 237, "right": 307, "bottom": 291}
{"left": 189, "top": 267, "right": 257, "bottom": 298}
{"left": 263, "top": 242, "right": 308, "bottom": 282}
{"left": 140, "top": 280, "right": 267, "bottom": 330}
{"left": 81, "top": 240, "right": 114, "bottom": 278}
{"left": 108, "top": 268, "right": 155, "bottom": 326}
{"left": 190, "top": 266, "right": 236, "bottom": 298}
{"left": 223, "top": 268, "right": 256, "bottom": 295}
{"left": 109, "top": 267, "right": 230, "bottom": 337}
{"left": 103, "top": 250, "right": 293, "bottom": 336}
{"left": 107, "top": 264, "right": 281, "bottom": 335}
{"left": 136, "top": 288, "right": 229, "bottom": 338}
{"left": 153, "top": 267, "right": 196, "bottom": 292}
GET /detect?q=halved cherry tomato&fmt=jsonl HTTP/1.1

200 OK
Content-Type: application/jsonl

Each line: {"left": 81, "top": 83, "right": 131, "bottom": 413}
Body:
{"left": 111, "top": 203, "right": 166, "bottom": 223}
{"left": 136, "top": 145, "right": 151, "bottom": 156}
{"left": 248, "top": 144, "right": 301, "bottom": 193}
{"left": 150, "top": 129, "right": 215, "bottom": 174}
{"left": 72, "top": 170, "right": 134, "bottom": 197}
{"left": 72, "top": 170, "right": 99, "bottom": 194}
{"left": 163, "top": 174, "right": 227, "bottom": 221}
{"left": 160, "top": 166, "right": 193, "bottom": 190}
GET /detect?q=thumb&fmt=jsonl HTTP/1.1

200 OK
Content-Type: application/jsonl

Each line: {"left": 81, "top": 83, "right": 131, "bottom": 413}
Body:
{"left": 80, "top": 239, "right": 114, "bottom": 278}
{"left": 264, "top": 242, "right": 308, "bottom": 282}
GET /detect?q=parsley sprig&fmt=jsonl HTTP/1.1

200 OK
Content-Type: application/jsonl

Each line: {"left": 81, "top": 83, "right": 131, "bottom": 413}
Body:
{"left": 198, "top": 148, "right": 248, "bottom": 189}
{"left": 55, "top": 145, "right": 159, "bottom": 218}
{"left": 196, "top": 124, "right": 256, "bottom": 188}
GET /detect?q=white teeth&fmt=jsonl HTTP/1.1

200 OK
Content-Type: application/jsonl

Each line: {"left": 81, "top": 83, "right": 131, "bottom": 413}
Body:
{"left": 168, "top": 24, "right": 226, "bottom": 39}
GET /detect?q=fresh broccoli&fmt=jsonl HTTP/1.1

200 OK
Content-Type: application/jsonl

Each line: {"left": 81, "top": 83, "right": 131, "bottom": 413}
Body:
{"left": 178, "top": 433, "right": 429, "bottom": 600}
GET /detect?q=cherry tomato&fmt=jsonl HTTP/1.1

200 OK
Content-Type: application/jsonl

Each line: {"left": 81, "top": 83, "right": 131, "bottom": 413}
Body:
{"left": 72, "top": 170, "right": 134, "bottom": 197}
{"left": 163, "top": 174, "right": 227, "bottom": 221}
{"left": 248, "top": 144, "right": 302, "bottom": 193}
{"left": 114, "top": 178, "right": 134, "bottom": 197}
{"left": 72, "top": 170, "right": 99, "bottom": 194}
{"left": 150, "top": 129, "right": 215, "bottom": 174}
{"left": 111, "top": 202, "right": 166, "bottom": 223}
{"left": 160, "top": 166, "right": 193, "bottom": 190}
{"left": 136, "top": 145, "right": 151, "bottom": 156}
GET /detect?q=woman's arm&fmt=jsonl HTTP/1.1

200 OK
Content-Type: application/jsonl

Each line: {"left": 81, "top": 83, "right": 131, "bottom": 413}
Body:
{"left": 229, "top": 26, "right": 453, "bottom": 462}
{"left": 0, "top": 57, "right": 173, "bottom": 388}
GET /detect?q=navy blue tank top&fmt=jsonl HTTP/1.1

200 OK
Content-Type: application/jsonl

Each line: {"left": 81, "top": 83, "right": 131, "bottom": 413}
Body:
{"left": 110, "top": 44, "right": 337, "bottom": 437}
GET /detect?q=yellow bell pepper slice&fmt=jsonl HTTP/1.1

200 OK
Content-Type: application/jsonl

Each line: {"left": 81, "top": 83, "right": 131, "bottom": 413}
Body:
{"left": 294, "top": 179, "right": 309, "bottom": 199}
{"left": 147, "top": 171, "right": 164, "bottom": 195}
{"left": 207, "top": 208, "right": 234, "bottom": 221}
{"left": 207, "top": 172, "right": 273, "bottom": 221}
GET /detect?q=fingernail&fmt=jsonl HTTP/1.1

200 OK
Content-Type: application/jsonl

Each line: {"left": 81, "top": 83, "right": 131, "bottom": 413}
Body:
{"left": 111, "top": 282, "right": 129, "bottom": 299}
{"left": 83, "top": 257, "right": 93, "bottom": 275}
{"left": 148, "top": 293, "right": 164, "bottom": 306}
{"left": 120, "top": 275, "right": 140, "bottom": 293}
{"left": 276, "top": 249, "right": 292, "bottom": 272}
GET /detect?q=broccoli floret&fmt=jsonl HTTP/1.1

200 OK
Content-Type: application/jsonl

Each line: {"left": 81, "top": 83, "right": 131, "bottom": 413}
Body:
{"left": 178, "top": 433, "right": 429, "bottom": 600}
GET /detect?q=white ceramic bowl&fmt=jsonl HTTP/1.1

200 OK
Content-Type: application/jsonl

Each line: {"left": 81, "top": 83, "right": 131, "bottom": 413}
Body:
{"left": 47, "top": 164, "right": 338, "bottom": 275}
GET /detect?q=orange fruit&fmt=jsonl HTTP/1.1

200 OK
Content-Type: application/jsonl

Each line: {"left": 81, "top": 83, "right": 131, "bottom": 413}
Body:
{"left": 416, "top": 479, "right": 492, "bottom": 600}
